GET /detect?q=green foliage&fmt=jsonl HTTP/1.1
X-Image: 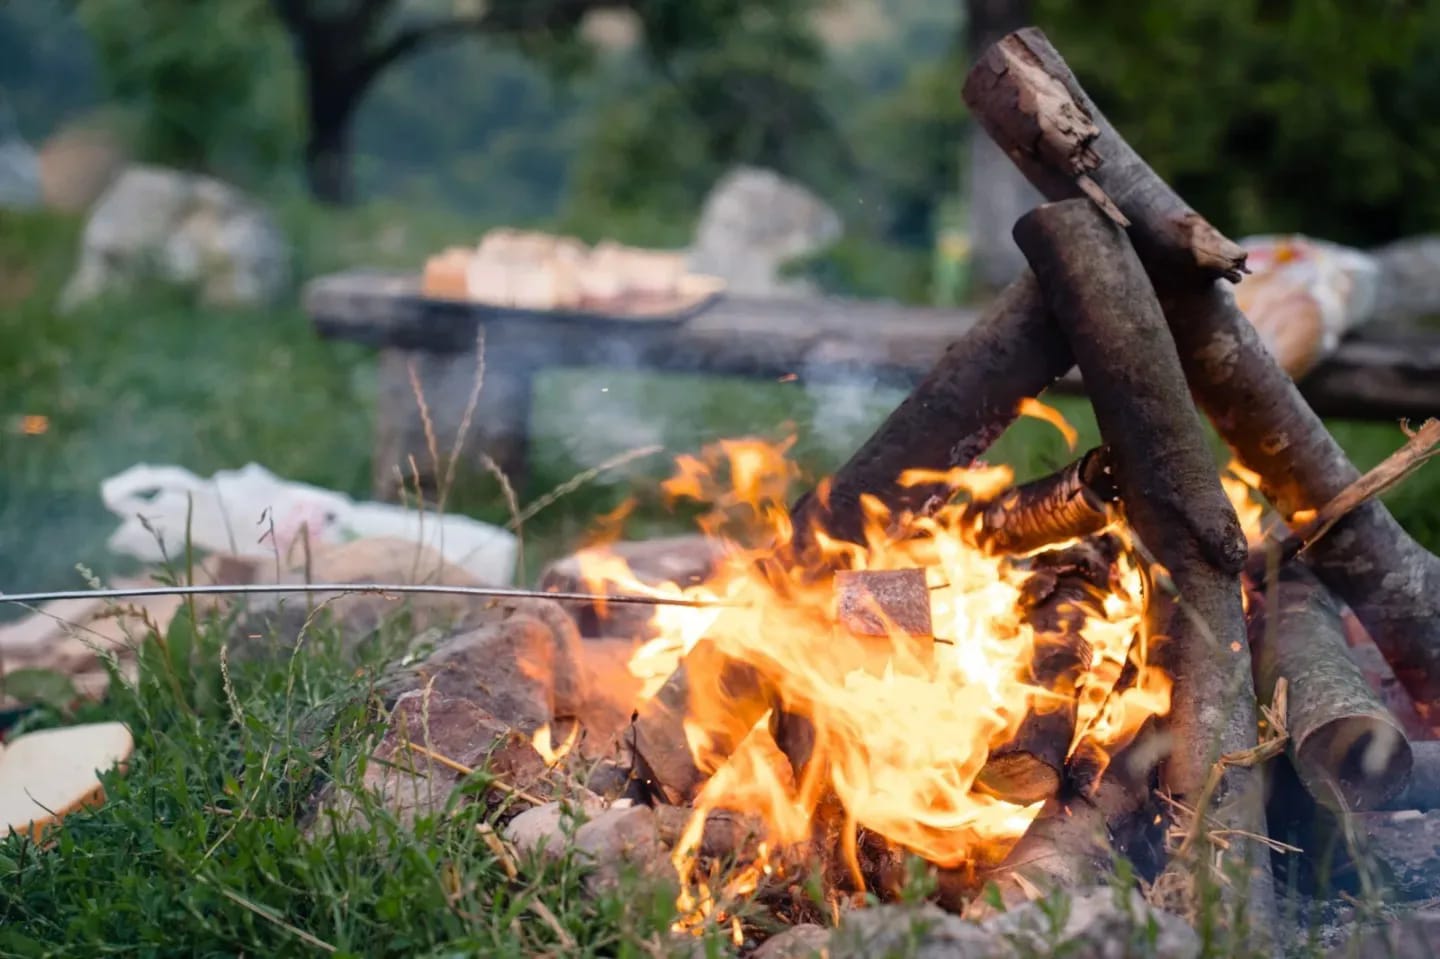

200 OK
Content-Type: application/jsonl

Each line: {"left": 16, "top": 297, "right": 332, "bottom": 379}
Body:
{"left": 1034, "top": 0, "right": 1440, "bottom": 245}
{"left": 73, "top": 0, "right": 299, "bottom": 179}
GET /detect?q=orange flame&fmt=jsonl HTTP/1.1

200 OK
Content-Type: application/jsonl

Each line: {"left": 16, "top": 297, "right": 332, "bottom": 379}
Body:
{"left": 567, "top": 434, "right": 1173, "bottom": 931}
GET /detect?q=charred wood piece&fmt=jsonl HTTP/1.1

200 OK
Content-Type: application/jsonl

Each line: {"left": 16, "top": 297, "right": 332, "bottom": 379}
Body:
{"left": 965, "top": 447, "right": 1118, "bottom": 556}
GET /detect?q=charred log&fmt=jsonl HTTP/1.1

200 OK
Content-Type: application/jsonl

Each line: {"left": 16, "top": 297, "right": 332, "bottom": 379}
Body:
{"left": 963, "top": 25, "right": 1440, "bottom": 706}
{"left": 976, "top": 541, "right": 1105, "bottom": 804}
{"left": 629, "top": 641, "right": 772, "bottom": 805}
{"left": 1013, "top": 197, "right": 1275, "bottom": 940}
{"left": 1250, "top": 565, "right": 1413, "bottom": 811}
{"left": 964, "top": 447, "right": 1118, "bottom": 556}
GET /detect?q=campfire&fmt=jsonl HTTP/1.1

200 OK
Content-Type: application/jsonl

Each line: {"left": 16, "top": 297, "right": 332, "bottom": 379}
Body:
{"left": 569, "top": 432, "right": 1167, "bottom": 924}
{"left": 477, "top": 26, "right": 1440, "bottom": 950}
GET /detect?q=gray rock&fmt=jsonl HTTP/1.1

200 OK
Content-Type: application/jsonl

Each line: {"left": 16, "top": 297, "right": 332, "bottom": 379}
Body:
{"left": 504, "top": 797, "right": 618, "bottom": 861}
{"left": 573, "top": 803, "right": 676, "bottom": 895}
{"left": 688, "top": 167, "right": 841, "bottom": 298}
{"left": 62, "top": 165, "right": 288, "bottom": 309}
{"left": 1352, "top": 808, "right": 1440, "bottom": 900}
{"left": 1327, "top": 911, "right": 1440, "bottom": 959}
{"left": 322, "top": 688, "right": 553, "bottom": 830}
{"left": 385, "top": 604, "right": 580, "bottom": 732}
{"left": 832, "top": 887, "right": 1199, "bottom": 959}
{"left": 0, "top": 133, "right": 41, "bottom": 210}
{"left": 751, "top": 924, "right": 830, "bottom": 959}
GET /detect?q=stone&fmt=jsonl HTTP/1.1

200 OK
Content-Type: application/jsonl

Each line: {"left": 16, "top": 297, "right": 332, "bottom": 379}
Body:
{"left": 750, "top": 924, "right": 830, "bottom": 959}
{"left": 1350, "top": 809, "right": 1440, "bottom": 900}
{"left": 504, "top": 797, "right": 619, "bottom": 861}
{"left": 0, "top": 130, "right": 41, "bottom": 210}
{"left": 384, "top": 598, "right": 590, "bottom": 732}
{"left": 538, "top": 535, "right": 724, "bottom": 640}
{"left": 37, "top": 121, "right": 128, "bottom": 213}
{"left": 688, "top": 167, "right": 842, "bottom": 298}
{"left": 831, "top": 887, "right": 1199, "bottom": 959}
{"left": 330, "top": 688, "right": 553, "bottom": 829}
{"left": 1327, "top": 911, "right": 1440, "bottom": 959}
{"left": 62, "top": 165, "right": 288, "bottom": 310}
{"left": 573, "top": 803, "right": 676, "bottom": 895}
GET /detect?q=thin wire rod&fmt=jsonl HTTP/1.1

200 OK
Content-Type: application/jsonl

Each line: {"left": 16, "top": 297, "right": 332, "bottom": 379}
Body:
{"left": 0, "top": 582, "right": 745, "bottom": 610}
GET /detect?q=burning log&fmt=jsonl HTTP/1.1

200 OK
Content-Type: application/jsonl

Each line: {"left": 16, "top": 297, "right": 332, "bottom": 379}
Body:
{"left": 834, "top": 568, "right": 934, "bottom": 671}
{"left": 1249, "top": 564, "right": 1413, "bottom": 811}
{"left": 1013, "top": 198, "right": 1276, "bottom": 938}
{"left": 964, "top": 447, "right": 1119, "bottom": 556}
{"left": 786, "top": 274, "right": 1072, "bottom": 560}
{"left": 630, "top": 640, "right": 773, "bottom": 805}
{"left": 976, "top": 541, "right": 1105, "bottom": 804}
{"left": 963, "top": 26, "right": 1440, "bottom": 705}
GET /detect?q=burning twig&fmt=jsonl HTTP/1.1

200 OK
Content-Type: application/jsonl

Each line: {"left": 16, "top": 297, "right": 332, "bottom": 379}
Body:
{"left": 964, "top": 447, "right": 1119, "bottom": 556}
{"left": 1249, "top": 565, "right": 1413, "bottom": 811}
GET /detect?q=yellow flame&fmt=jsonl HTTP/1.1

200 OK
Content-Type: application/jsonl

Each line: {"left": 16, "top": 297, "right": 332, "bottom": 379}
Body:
{"left": 530, "top": 722, "right": 579, "bottom": 767}
{"left": 1017, "top": 397, "right": 1078, "bottom": 451}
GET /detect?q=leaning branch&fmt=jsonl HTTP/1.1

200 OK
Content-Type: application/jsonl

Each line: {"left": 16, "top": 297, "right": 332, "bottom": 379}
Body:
{"left": 1013, "top": 198, "right": 1275, "bottom": 942}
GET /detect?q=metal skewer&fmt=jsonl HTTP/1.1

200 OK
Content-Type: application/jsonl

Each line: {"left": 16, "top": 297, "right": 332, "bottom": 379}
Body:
{"left": 0, "top": 582, "right": 746, "bottom": 610}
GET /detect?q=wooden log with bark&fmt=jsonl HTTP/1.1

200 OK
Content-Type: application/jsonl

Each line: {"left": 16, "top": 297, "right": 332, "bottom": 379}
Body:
{"left": 1012, "top": 197, "right": 1276, "bottom": 940}
{"left": 964, "top": 447, "right": 1118, "bottom": 556}
{"left": 785, "top": 274, "right": 1072, "bottom": 562}
{"left": 1249, "top": 564, "right": 1413, "bottom": 811}
{"left": 963, "top": 26, "right": 1440, "bottom": 706}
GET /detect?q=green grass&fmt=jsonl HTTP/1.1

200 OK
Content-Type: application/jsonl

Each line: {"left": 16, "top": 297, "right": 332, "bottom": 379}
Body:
{"left": 0, "top": 605, "right": 701, "bottom": 957}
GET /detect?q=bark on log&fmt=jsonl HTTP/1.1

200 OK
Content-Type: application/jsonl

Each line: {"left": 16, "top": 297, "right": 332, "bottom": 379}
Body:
{"left": 1013, "top": 198, "right": 1276, "bottom": 941}
{"left": 1250, "top": 565, "right": 1413, "bottom": 811}
{"left": 963, "top": 28, "right": 1247, "bottom": 284}
{"left": 786, "top": 273, "right": 1072, "bottom": 560}
{"left": 975, "top": 542, "right": 1103, "bottom": 804}
{"left": 1342, "top": 612, "right": 1433, "bottom": 742}
{"left": 963, "top": 25, "right": 1440, "bottom": 704}
{"left": 964, "top": 446, "right": 1117, "bottom": 556}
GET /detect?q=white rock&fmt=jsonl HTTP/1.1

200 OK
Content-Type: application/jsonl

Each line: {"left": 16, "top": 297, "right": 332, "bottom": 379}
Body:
{"left": 688, "top": 166, "right": 841, "bottom": 298}
{"left": 62, "top": 165, "right": 288, "bottom": 309}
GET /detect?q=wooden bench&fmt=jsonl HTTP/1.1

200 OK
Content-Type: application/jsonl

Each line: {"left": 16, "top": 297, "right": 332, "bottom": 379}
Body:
{"left": 305, "top": 270, "right": 1440, "bottom": 499}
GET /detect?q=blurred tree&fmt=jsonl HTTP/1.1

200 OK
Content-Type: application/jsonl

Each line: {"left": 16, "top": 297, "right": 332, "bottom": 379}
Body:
{"left": 73, "top": 0, "right": 298, "bottom": 176}
{"left": 1034, "top": 0, "right": 1440, "bottom": 246}
{"left": 268, "top": 0, "right": 846, "bottom": 206}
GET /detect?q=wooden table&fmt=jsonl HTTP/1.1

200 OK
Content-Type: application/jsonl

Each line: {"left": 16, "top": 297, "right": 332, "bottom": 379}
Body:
{"left": 305, "top": 270, "right": 1440, "bottom": 499}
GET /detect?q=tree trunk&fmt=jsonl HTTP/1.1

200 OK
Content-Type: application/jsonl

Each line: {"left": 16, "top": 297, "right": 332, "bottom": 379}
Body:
{"left": 304, "top": 85, "right": 359, "bottom": 206}
{"left": 963, "top": 0, "right": 1041, "bottom": 293}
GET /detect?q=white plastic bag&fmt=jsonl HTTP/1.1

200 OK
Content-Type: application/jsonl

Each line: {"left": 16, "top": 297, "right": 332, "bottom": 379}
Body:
{"left": 100, "top": 463, "right": 517, "bottom": 585}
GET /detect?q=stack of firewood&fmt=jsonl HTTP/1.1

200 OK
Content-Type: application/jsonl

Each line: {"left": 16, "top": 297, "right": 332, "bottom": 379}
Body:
{"left": 639, "top": 26, "right": 1440, "bottom": 946}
